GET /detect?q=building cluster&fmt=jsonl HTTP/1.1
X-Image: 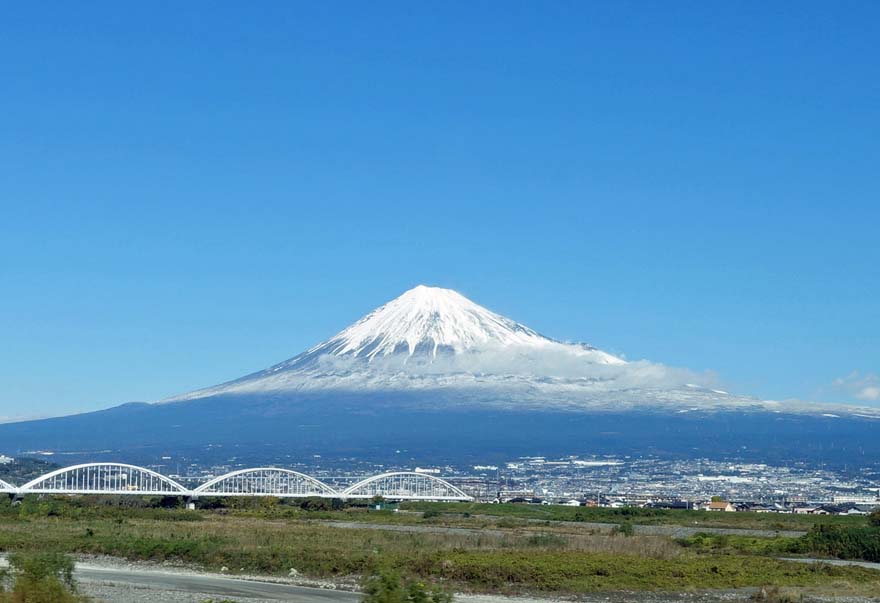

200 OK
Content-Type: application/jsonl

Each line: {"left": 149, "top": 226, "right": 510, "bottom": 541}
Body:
{"left": 456, "top": 455, "right": 880, "bottom": 511}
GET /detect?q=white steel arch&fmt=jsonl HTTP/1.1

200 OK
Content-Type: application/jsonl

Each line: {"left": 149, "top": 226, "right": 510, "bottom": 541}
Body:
{"left": 343, "top": 472, "right": 471, "bottom": 501}
{"left": 8, "top": 465, "right": 472, "bottom": 501}
{"left": 19, "top": 463, "right": 188, "bottom": 496}
{"left": 193, "top": 468, "right": 339, "bottom": 498}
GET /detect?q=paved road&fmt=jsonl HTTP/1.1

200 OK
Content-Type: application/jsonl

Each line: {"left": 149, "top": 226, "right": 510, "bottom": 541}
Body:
{"left": 631, "top": 523, "right": 806, "bottom": 538}
{"left": 321, "top": 519, "right": 807, "bottom": 539}
{"left": 1, "top": 556, "right": 360, "bottom": 603}
{"left": 322, "top": 520, "right": 508, "bottom": 538}
{"left": 780, "top": 557, "right": 880, "bottom": 571}
{"left": 77, "top": 565, "right": 361, "bottom": 602}
{"left": 464, "top": 512, "right": 808, "bottom": 538}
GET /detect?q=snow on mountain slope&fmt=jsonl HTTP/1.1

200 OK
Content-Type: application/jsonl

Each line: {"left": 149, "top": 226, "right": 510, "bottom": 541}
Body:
{"left": 279, "top": 284, "right": 623, "bottom": 368}
{"left": 165, "top": 285, "right": 766, "bottom": 410}
{"left": 304, "top": 285, "right": 596, "bottom": 360}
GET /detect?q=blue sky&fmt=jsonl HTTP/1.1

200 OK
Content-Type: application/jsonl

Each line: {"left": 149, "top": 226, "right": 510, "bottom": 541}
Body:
{"left": 1, "top": 2, "right": 878, "bottom": 419}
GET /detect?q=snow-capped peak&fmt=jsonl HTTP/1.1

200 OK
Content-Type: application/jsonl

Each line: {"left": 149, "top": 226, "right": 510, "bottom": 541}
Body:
{"left": 166, "top": 285, "right": 628, "bottom": 404}
{"left": 156, "top": 286, "right": 843, "bottom": 416}
{"left": 308, "top": 285, "right": 554, "bottom": 361}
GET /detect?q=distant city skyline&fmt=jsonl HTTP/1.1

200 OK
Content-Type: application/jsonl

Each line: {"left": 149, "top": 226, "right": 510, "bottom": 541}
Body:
{"left": 1, "top": 3, "right": 878, "bottom": 419}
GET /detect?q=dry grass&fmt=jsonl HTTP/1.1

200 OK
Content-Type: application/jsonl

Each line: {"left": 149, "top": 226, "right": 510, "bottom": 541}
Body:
{"left": 0, "top": 515, "right": 675, "bottom": 561}
{"left": 1, "top": 510, "right": 879, "bottom": 594}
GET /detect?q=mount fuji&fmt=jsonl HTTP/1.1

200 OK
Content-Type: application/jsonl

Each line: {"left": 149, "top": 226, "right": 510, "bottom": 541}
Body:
{"left": 1, "top": 285, "right": 878, "bottom": 467}
{"left": 165, "top": 285, "right": 753, "bottom": 411}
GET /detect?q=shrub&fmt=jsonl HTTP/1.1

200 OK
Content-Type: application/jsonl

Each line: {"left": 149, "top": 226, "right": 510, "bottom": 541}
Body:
{"left": 795, "top": 524, "right": 880, "bottom": 562}
{"left": 361, "top": 570, "right": 452, "bottom": 603}
{"left": 1, "top": 552, "right": 90, "bottom": 603}
{"left": 300, "top": 497, "right": 332, "bottom": 512}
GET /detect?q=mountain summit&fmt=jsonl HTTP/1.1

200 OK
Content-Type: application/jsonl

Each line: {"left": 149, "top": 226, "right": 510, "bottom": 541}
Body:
{"left": 304, "top": 285, "right": 564, "bottom": 360}
{"left": 167, "top": 285, "right": 744, "bottom": 409}
{"left": 281, "top": 284, "right": 622, "bottom": 367}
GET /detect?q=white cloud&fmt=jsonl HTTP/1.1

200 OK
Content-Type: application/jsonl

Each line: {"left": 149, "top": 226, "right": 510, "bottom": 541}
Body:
{"left": 833, "top": 371, "right": 880, "bottom": 401}
{"left": 312, "top": 342, "right": 718, "bottom": 391}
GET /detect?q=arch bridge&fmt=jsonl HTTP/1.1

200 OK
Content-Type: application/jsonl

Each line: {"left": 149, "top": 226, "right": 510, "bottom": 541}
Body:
{"left": 2, "top": 463, "right": 471, "bottom": 501}
{"left": 18, "top": 463, "right": 188, "bottom": 496}
{"left": 193, "top": 468, "right": 338, "bottom": 498}
{"left": 344, "top": 472, "right": 470, "bottom": 501}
